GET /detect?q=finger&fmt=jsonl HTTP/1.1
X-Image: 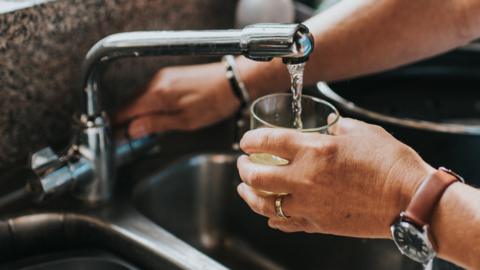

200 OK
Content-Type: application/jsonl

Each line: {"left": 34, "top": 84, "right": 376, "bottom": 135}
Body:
{"left": 240, "top": 128, "right": 300, "bottom": 160}
{"left": 327, "top": 113, "right": 337, "bottom": 125}
{"left": 268, "top": 217, "right": 311, "bottom": 233}
{"left": 237, "top": 183, "right": 296, "bottom": 218}
{"left": 237, "top": 155, "right": 295, "bottom": 193}
{"left": 128, "top": 113, "right": 183, "bottom": 138}
{"left": 115, "top": 87, "right": 183, "bottom": 124}
{"left": 334, "top": 117, "right": 372, "bottom": 135}
{"left": 327, "top": 113, "right": 340, "bottom": 135}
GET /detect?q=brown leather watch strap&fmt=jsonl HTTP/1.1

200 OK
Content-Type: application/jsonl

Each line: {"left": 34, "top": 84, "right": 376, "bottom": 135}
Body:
{"left": 404, "top": 167, "right": 463, "bottom": 227}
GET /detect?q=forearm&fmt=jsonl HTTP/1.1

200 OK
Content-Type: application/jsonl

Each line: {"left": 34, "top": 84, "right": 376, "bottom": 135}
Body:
{"left": 432, "top": 183, "right": 480, "bottom": 269}
{"left": 303, "top": 0, "right": 480, "bottom": 83}
{"left": 237, "top": 0, "right": 480, "bottom": 98}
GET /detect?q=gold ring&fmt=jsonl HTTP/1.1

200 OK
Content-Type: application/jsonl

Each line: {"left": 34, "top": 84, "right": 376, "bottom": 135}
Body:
{"left": 275, "top": 195, "right": 290, "bottom": 219}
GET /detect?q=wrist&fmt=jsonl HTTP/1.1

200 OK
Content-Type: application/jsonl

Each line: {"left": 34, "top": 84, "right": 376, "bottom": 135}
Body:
{"left": 398, "top": 162, "right": 436, "bottom": 215}
{"left": 212, "top": 61, "right": 242, "bottom": 117}
{"left": 236, "top": 57, "right": 290, "bottom": 100}
{"left": 390, "top": 165, "right": 463, "bottom": 265}
{"left": 387, "top": 153, "right": 436, "bottom": 229}
{"left": 222, "top": 56, "right": 251, "bottom": 109}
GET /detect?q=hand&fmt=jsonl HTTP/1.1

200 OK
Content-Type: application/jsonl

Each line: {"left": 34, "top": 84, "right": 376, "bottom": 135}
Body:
{"left": 237, "top": 117, "right": 435, "bottom": 238}
{"left": 116, "top": 62, "right": 240, "bottom": 138}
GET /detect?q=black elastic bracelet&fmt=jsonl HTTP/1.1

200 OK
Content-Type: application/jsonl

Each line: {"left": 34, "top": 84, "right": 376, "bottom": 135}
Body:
{"left": 222, "top": 55, "right": 250, "bottom": 109}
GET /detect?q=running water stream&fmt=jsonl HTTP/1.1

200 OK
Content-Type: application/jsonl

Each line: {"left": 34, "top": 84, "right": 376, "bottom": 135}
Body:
{"left": 287, "top": 62, "right": 306, "bottom": 129}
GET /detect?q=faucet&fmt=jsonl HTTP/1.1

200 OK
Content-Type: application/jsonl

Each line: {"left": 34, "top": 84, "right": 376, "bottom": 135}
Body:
{"left": 30, "top": 23, "right": 314, "bottom": 204}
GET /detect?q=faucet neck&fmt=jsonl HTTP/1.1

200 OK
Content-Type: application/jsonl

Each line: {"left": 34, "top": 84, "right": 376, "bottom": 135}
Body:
{"left": 81, "top": 23, "right": 314, "bottom": 118}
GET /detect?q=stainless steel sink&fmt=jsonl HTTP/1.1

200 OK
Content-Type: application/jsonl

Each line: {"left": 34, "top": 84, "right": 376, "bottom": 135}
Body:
{"left": 133, "top": 154, "right": 422, "bottom": 270}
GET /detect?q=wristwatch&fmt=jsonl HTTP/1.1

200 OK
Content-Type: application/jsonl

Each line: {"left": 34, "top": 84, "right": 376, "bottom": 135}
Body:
{"left": 390, "top": 167, "right": 464, "bottom": 265}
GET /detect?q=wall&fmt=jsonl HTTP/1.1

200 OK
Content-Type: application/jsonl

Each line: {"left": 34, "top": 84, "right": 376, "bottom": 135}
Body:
{"left": 0, "top": 0, "right": 236, "bottom": 171}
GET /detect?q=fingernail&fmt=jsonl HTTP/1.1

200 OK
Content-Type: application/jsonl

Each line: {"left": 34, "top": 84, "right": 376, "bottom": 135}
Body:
{"left": 237, "top": 184, "right": 245, "bottom": 194}
{"left": 327, "top": 113, "right": 338, "bottom": 124}
{"left": 236, "top": 154, "right": 247, "bottom": 166}
{"left": 129, "top": 122, "right": 148, "bottom": 138}
{"left": 268, "top": 220, "right": 277, "bottom": 229}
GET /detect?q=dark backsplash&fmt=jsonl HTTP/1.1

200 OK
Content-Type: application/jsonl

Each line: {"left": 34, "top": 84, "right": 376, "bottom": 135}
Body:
{"left": 0, "top": 0, "right": 236, "bottom": 171}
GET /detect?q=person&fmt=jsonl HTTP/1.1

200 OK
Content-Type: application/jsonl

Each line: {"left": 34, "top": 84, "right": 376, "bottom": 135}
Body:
{"left": 116, "top": 0, "right": 480, "bottom": 268}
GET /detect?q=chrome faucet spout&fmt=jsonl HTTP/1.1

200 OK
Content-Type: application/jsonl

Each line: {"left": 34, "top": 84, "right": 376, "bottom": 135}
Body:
{"left": 82, "top": 23, "right": 314, "bottom": 117}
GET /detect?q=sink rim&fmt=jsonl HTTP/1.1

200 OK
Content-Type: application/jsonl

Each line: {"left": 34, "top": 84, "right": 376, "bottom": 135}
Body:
{"left": 0, "top": 202, "right": 228, "bottom": 270}
{"left": 2, "top": 249, "right": 139, "bottom": 270}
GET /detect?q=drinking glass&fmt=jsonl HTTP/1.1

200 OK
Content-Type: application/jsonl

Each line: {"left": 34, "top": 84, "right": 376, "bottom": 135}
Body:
{"left": 249, "top": 93, "right": 340, "bottom": 194}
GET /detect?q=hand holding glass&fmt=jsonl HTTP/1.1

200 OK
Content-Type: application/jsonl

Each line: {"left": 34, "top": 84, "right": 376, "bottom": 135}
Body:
{"left": 249, "top": 93, "right": 339, "bottom": 194}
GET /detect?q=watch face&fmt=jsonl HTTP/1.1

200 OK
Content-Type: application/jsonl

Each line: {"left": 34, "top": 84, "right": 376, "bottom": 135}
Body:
{"left": 391, "top": 221, "right": 435, "bottom": 264}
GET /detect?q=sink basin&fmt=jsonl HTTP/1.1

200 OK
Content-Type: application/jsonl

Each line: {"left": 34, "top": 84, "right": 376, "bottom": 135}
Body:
{"left": 133, "top": 154, "right": 422, "bottom": 270}
{"left": 1, "top": 249, "right": 138, "bottom": 270}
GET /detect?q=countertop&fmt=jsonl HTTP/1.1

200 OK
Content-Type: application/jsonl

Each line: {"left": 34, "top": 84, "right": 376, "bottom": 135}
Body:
{"left": 0, "top": 0, "right": 236, "bottom": 172}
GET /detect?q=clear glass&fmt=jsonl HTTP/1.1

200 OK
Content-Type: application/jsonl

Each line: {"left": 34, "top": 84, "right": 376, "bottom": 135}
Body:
{"left": 249, "top": 93, "right": 340, "bottom": 194}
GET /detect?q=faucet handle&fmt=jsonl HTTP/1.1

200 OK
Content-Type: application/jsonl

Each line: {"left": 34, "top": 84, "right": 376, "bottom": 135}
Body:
{"left": 31, "top": 147, "right": 61, "bottom": 173}
{"left": 30, "top": 146, "right": 88, "bottom": 196}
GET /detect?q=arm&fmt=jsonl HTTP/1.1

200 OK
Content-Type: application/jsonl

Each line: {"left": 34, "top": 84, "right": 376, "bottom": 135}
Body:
{"left": 117, "top": 0, "right": 480, "bottom": 136}
{"left": 432, "top": 182, "right": 480, "bottom": 269}
{"left": 237, "top": 118, "right": 480, "bottom": 269}
{"left": 238, "top": 0, "right": 480, "bottom": 99}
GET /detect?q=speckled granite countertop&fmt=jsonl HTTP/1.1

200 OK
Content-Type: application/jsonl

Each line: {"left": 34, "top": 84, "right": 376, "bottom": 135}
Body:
{"left": 0, "top": 0, "right": 236, "bottom": 171}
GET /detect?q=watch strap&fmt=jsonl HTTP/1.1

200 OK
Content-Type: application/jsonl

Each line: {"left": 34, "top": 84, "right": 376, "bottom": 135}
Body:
{"left": 404, "top": 167, "right": 463, "bottom": 227}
